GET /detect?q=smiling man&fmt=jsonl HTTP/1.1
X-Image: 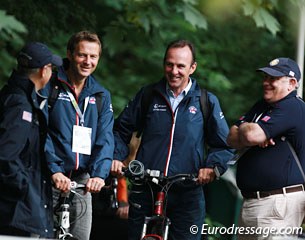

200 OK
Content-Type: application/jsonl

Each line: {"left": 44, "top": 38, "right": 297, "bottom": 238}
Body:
{"left": 112, "top": 39, "right": 233, "bottom": 240}
{"left": 43, "top": 31, "right": 114, "bottom": 240}
{"left": 227, "top": 58, "right": 305, "bottom": 239}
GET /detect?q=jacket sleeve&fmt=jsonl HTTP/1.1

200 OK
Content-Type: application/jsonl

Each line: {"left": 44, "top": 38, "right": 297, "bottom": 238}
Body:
{"left": 204, "top": 92, "right": 234, "bottom": 175}
{"left": 113, "top": 87, "right": 145, "bottom": 160}
{"left": 89, "top": 90, "right": 114, "bottom": 179}
{"left": 40, "top": 81, "right": 66, "bottom": 174}
{"left": 0, "top": 94, "right": 31, "bottom": 199}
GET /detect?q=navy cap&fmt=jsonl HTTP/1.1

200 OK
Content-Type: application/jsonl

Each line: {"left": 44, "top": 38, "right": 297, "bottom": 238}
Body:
{"left": 257, "top": 57, "right": 301, "bottom": 81}
{"left": 17, "top": 42, "right": 62, "bottom": 68}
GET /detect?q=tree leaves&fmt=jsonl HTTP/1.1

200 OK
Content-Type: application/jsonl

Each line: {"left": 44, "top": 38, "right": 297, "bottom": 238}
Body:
{"left": 242, "top": 0, "right": 280, "bottom": 35}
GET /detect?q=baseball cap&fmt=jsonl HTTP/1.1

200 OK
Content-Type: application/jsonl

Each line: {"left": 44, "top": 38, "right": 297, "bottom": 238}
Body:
{"left": 17, "top": 42, "right": 62, "bottom": 68}
{"left": 257, "top": 57, "right": 301, "bottom": 81}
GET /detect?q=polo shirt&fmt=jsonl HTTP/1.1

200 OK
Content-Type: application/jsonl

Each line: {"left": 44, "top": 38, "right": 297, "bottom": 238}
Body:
{"left": 235, "top": 91, "right": 305, "bottom": 191}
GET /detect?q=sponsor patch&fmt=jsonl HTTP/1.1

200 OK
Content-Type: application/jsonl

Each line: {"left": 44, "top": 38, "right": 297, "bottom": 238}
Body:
{"left": 152, "top": 104, "right": 167, "bottom": 112}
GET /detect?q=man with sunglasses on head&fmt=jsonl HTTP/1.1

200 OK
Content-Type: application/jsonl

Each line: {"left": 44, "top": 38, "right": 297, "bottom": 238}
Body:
{"left": 227, "top": 58, "right": 305, "bottom": 239}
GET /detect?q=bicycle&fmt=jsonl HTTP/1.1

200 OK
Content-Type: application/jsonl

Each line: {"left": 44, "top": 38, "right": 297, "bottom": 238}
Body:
{"left": 124, "top": 160, "right": 198, "bottom": 240}
{"left": 53, "top": 181, "right": 87, "bottom": 240}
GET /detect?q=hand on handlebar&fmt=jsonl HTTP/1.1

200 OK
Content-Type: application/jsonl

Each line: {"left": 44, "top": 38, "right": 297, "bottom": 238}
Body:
{"left": 198, "top": 168, "right": 215, "bottom": 184}
{"left": 52, "top": 172, "right": 71, "bottom": 193}
{"left": 86, "top": 177, "right": 105, "bottom": 193}
{"left": 111, "top": 160, "right": 126, "bottom": 176}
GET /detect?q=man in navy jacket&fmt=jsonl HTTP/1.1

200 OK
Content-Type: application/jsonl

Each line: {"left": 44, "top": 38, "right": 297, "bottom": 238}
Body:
{"left": 113, "top": 39, "right": 233, "bottom": 240}
{"left": 0, "top": 42, "right": 62, "bottom": 238}
{"left": 43, "top": 31, "right": 114, "bottom": 240}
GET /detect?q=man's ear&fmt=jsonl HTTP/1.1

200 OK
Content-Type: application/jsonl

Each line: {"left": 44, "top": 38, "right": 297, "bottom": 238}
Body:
{"left": 190, "top": 62, "right": 197, "bottom": 75}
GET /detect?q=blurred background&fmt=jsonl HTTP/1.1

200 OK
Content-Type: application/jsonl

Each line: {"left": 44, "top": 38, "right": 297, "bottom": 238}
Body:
{"left": 1, "top": 0, "right": 304, "bottom": 239}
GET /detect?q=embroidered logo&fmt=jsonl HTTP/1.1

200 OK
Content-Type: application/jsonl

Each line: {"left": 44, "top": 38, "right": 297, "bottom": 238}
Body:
{"left": 152, "top": 104, "right": 167, "bottom": 112}
{"left": 189, "top": 106, "right": 197, "bottom": 114}
{"left": 22, "top": 111, "right": 32, "bottom": 122}
{"left": 220, "top": 111, "right": 224, "bottom": 119}
{"left": 269, "top": 59, "right": 279, "bottom": 66}
{"left": 89, "top": 97, "right": 96, "bottom": 104}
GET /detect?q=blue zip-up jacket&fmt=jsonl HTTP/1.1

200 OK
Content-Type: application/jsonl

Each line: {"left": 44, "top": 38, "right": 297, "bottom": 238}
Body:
{"left": 43, "top": 65, "right": 114, "bottom": 179}
{"left": 114, "top": 78, "right": 233, "bottom": 176}
{"left": 0, "top": 71, "right": 53, "bottom": 237}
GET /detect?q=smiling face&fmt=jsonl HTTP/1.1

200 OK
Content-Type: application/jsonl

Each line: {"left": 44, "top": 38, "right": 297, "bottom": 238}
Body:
{"left": 164, "top": 46, "right": 197, "bottom": 96}
{"left": 262, "top": 74, "right": 297, "bottom": 103}
{"left": 67, "top": 40, "right": 100, "bottom": 84}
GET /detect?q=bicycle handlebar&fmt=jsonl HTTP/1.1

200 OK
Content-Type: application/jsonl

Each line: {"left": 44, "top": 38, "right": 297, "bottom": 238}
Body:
{"left": 124, "top": 160, "right": 198, "bottom": 185}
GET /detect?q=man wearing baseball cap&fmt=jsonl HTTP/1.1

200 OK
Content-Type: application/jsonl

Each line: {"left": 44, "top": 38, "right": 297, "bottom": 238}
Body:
{"left": 0, "top": 42, "right": 62, "bottom": 238}
{"left": 227, "top": 57, "right": 305, "bottom": 239}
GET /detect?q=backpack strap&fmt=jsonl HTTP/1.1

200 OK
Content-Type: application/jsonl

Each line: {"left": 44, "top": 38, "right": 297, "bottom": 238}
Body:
{"left": 95, "top": 92, "right": 103, "bottom": 116}
{"left": 137, "top": 84, "right": 154, "bottom": 137}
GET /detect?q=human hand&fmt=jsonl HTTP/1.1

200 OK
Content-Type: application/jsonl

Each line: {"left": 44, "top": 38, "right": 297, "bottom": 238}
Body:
{"left": 198, "top": 168, "right": 215, "bottom": 184}
{"left": 258, "top": 138, "right": 275, "bottom": 148}
{"left": 51, "top": 172, "right": 71, "bottom": 193}
{"left": 116, "top": 205, "right": 129, "bottom": 219}
{"left": 86, "top": 177, "right": 105, "bottom": 193}
{"left": 111, "top": 160, "right": 126, "bottom": 176}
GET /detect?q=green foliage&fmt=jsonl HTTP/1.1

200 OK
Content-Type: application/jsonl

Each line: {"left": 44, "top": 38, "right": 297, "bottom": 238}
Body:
{"left": 0, "top": 9, "right": 27, "bottom": 81}
{"left": 0, "top": 0, "right": 302, "bottom": 122}
{"left": 0, "top": 1, "right": 303, "bottom": 238}
{"left": 242, "top": 0, "right": 280, "bottom": 35}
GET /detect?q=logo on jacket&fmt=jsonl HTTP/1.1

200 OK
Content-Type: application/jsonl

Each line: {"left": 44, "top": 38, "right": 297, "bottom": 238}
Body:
{"left": 89, "top": 97, "right": 96, "bottom": 104}
{"left": 220, "top": 111, "right": 224, "bottom": 119}
{"left": 189, "top": 106, "right": 197, "bottom": 114}
{"left": 58, "top": 92, "right": 70, "bottom": 102}
{"left": 153, "top": 104, "right": 167, "bottom": 112}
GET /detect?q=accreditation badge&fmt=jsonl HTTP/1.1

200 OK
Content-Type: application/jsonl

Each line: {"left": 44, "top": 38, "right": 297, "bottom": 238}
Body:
{"left": 72, "top": 125, "right": 92, "bottom": 155}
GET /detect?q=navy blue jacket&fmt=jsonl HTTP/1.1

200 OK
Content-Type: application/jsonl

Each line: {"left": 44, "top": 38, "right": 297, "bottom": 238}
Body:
{"left": 42, "top": 64, "right": 114, "bottom": 179}
{"left": 236, "top": 91, "right": 305, "bottom": 191}
{"left": 0, "top": 71, "right": 53, "bottom": 237}
{"left": 114, "top": 78, "right": 233, "bottom": 176}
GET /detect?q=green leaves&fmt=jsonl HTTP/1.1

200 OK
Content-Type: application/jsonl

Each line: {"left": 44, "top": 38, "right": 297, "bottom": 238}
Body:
{"left": 180, "top": 4, "right": 208, "bottom": 30}
{"left": 0, "top": 10, "right": 27, "bottom": 34}
{"left": 242, "top": 0, "right": 280, "bottom": 35}
{"left": 0, "top": 9, "right": 27, "bottom": 79}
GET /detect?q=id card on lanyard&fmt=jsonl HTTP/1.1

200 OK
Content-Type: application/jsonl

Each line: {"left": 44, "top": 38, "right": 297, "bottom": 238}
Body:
{"left": 72, "top": 125, "right": 92, "bottom": 155}
{"left": 63, "top": 84, "right": 92, "bottom": 155}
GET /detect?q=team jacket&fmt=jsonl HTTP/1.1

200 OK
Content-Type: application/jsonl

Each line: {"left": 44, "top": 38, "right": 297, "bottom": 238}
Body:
{"left": 43, "top": 64, "right": 114, "bottom": 179}
{"left": 235, "top": 91, "right": 305, "bottom": 191}
{"left": 0, "top": 71, "right": 53, "bottom": 237}
{"left": 114, "top": 78, "right": 233, "bottom": 176}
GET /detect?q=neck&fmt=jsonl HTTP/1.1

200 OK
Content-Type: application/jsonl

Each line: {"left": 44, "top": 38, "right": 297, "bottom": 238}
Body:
{"left": 66, "top": 70, "right": 86, "bottom": 97}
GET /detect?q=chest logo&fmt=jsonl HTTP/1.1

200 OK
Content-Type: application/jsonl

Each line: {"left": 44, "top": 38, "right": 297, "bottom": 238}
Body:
{"left": 189, "top": 106, "right": 197, "bottom": 114}
{"left": 153, "top": 104, "right": 167, "bottom": 112}
{"left": 89, "top": 97, "right": 96, "bottom": 104}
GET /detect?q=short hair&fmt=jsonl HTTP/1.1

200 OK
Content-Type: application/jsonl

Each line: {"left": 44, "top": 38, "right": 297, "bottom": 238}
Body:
{"left": 67, "top": 30, "right": 102, "bottom": 56}
{"left": 163, "top": 39, "right": 196, "bottom": 65}
{"left": 16, "top": 65, "right": 40, "bottom": 76}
